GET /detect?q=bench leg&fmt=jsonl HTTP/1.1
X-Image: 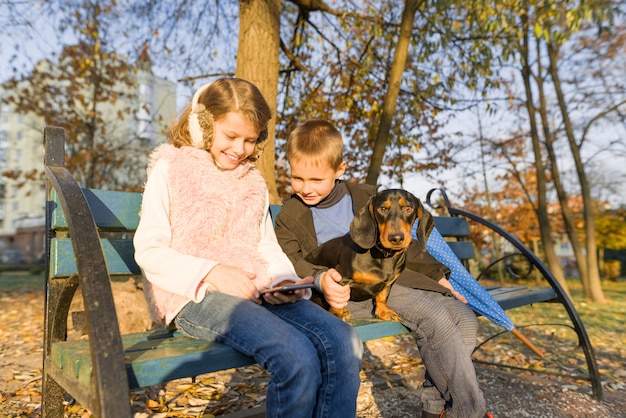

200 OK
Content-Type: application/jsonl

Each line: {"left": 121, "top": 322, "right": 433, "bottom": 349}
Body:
{"left": 42, "top": 374, "right": 65, "bottom": 418}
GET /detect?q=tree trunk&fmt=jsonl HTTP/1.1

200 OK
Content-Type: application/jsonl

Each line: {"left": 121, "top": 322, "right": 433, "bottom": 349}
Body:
{"left": 519, "top": 15, "right": 569, "bottom": 294}
{"left": 366, "top": 0, "right": 418, "bottom": 186}
{"left": 547, "top": 42, "right": 605, "bottom": 303}
{"left": 534, "top": 39, "right": 585, "bottom": 296}
{"left": 478, "top": 113, "right": 505, "bottom": 285}
{"left": 237, "top": 0, "right": 281, "bottom": 203}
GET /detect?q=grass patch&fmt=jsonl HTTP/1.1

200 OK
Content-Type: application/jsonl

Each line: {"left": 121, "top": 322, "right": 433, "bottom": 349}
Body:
{"left": 0, "top": 271, "right": 45, "bottom": 292}
{"left": 475, "top": 278, "right": 626, "bottom": 391}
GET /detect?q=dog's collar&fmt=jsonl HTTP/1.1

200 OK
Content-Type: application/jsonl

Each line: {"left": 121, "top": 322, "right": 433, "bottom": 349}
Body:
{"left": 374, "top": 242, "right": 400, "bottom": 257}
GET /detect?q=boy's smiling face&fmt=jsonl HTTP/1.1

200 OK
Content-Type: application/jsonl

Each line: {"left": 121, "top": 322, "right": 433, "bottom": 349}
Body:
{"left": 289, "top": 157, "right": 346, "bottom": 206}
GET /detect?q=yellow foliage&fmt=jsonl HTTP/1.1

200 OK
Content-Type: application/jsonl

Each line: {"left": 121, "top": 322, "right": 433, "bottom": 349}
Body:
{"left": 533, "top": 23, "right": 543, "bottom": 39}
{"left": 603, "top": 260, "right": 621, "bottom": 280}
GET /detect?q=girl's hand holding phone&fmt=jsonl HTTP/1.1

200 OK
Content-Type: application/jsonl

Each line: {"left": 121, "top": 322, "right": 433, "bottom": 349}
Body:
{"left": 261, "top": 278, "right": 315, "bottom": 305}
{"left": 204, "top": 264, "right": 260, "bottom": 301}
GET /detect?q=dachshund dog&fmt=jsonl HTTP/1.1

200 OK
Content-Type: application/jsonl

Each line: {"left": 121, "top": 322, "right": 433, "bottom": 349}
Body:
{"left": 305, "top": 189, "right": 420, "bottom": 321}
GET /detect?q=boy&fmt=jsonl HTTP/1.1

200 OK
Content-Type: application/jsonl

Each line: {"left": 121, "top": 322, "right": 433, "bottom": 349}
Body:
{"left": 274, "top": 119, "right": 491, "bottom": 418}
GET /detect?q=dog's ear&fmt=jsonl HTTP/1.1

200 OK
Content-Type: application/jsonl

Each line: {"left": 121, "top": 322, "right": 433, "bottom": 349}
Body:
{"left": 410, "top": 192, "right": 421, "bottom": 226}
{"left": 413, "top": 196, "right": 431, "bottom": 252}
{"left": 350, "top": 196, "right": 378, "bottom": 249}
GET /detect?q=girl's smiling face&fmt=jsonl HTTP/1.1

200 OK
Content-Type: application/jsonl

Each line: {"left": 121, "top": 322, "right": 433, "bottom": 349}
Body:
{"left": 210, "top": 111, "right": 259, "bottom": 170}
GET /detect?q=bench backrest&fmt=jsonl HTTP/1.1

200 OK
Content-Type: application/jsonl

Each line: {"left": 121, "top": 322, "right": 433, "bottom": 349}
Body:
{"left": 49, "top": 198, "right": 476, "bottom": 280}
{"left": 432, "top": 217, "right": 475, "bottom": 262}
{"left": 48, "top": 188, "right": 141, "bottom": 279}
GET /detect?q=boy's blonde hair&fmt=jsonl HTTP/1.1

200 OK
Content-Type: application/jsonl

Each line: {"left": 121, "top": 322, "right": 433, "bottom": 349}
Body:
{"left": 286, "top": 119, "right": 344, "bottom": 169}
{"left": 168, "top": 78, "right": 272, "bottom": 162}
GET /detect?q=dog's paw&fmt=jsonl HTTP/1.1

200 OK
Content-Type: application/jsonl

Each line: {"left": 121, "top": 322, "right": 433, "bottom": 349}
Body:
{"left": 375, "top": 307, "right": 401, "bottom": 322}
{"left": 329, "top": 307, "right": 351, "bottom": 322}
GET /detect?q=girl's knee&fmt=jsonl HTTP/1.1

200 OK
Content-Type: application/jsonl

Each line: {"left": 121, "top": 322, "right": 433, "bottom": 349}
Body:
{"left": 333, "top": 322, "right": 363, "bottom": 357}
{"left": 335, "top": 326, "right": 363, "bottom": 371}
{"left": 269, "top": 340, "right": 321, "bottom": 379}
{"left": 348, "top": 326, "right": 364, "bottom": 360}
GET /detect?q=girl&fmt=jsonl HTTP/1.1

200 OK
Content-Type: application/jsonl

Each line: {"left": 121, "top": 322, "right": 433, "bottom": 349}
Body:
{"left": 133, "top": 78, "right": 362, "bottom": 417}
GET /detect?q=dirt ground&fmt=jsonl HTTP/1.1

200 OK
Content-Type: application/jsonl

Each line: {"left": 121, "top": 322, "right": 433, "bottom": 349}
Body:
{"left": 1, "top": 288, "right": 625, "bottom": 417}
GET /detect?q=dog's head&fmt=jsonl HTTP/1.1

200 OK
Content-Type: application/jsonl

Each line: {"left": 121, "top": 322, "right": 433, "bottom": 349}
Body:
{"left": 350, "top": 189, "right": 421, "bottom": 251}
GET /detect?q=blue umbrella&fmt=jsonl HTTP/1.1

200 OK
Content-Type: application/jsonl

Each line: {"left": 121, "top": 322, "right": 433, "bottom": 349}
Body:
{"left": 412, "top": 223, "right": 544, "bottom": 358}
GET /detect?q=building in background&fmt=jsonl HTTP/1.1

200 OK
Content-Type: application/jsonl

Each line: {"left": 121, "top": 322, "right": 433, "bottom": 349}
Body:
{"left": 0, "top": 103, "right": 46, "bottom": 263}
{"left": 0, "top": 51, "right": 176, "bottom": 263}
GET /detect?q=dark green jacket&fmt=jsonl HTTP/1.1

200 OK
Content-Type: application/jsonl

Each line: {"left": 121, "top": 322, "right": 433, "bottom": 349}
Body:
{"left": 274, "top": 182, "right": 452, "bottom": 295}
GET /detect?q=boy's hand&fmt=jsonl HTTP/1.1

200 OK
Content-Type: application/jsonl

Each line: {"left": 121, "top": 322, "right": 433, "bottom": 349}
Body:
{"left": 320, "top": 269, "right": 350, "bottom": 309}
{"left": 438, "top": 277, "right": 468, "bottom": 304}
{"left": 262, "top": 277, "right": 314, "bottom": 305}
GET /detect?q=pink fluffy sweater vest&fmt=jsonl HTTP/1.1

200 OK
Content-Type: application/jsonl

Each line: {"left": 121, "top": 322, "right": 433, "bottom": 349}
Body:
{"left": 142, "top": 144, "right": 271, "bottom": 324}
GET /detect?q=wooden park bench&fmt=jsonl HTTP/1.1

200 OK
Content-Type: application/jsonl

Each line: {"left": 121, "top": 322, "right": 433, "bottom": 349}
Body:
{"left": 41, "top": 126, "right": 601, "bottom": 418}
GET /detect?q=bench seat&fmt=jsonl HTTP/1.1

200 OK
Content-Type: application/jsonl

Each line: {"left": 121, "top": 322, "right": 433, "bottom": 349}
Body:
{"left": 50, "top": 318, "right": 408, "bottom": 391}
{"left": 485, "top": 286, "right": 556, "bottom": 311}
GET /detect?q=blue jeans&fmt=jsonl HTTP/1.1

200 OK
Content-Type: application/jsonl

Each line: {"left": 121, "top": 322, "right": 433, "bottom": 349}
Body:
{"left": 348, "top": 285, "right": 487, "bottom": 418}
{"left": 174, "top": 292, "right": 363, "bottom": 418}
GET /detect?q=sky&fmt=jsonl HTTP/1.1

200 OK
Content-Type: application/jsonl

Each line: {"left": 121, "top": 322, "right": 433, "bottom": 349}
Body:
{"left": 389, "top": 109, "right": 626, "bottom": 208}
{"left": 1, "top": 3, "right": 625, "bottom": 208}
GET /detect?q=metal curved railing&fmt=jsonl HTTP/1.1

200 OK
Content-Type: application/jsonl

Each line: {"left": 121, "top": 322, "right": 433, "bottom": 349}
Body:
{"left": 426, "top": 187, "right": 602, "bottom": 400}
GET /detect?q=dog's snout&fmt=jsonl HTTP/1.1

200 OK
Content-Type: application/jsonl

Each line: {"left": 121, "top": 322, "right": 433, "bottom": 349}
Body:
{"left": 387, "top": 233, "right": 405, "bottom": 245}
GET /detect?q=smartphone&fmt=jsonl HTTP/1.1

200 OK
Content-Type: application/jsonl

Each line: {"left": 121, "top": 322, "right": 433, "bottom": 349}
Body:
{"left": 260, "top": 283, "right": 315, "bottom": 295}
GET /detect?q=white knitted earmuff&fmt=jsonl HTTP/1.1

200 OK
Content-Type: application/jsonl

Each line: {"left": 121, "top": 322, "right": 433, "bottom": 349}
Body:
{"left": 188, "top": 83, "right": 213, "bottom": 148}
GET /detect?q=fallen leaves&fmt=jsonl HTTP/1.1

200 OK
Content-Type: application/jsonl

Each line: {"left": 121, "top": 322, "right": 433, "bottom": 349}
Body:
{"left": 1, "top": 278, "right": 626, "bottom": 417}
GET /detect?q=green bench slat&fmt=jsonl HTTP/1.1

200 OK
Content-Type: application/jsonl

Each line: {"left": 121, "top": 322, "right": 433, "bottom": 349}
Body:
{"left": 49, "top": 238, "right": 139, "bottom": 277}
{"left": 486, "top": 286, "right": 556, "bottom": 311}
{"left": 432, "top": 217, "right": 474, "bottom": 261}
{"left": 51, "top": 319, "right": 408, "bottom": 390}
{"left": 347, "top": 318, "right": 409, "bottom": 341}
{"left": 444, "top": 241, "right": 476, "bottom": 261}
{"left": 269, "top": 204, "right": 281, "bottom": 226}
{"left": 50, "top": 188, "right": 142, "bottom": 230}
{"left": 433, "top": 217, "right": 471, "bottom": 237}
{"left": 124, "top": 339, "right": 256, "bottom": 388}
{"left": 50, "top": 332, "right": 256, "bottom": 389}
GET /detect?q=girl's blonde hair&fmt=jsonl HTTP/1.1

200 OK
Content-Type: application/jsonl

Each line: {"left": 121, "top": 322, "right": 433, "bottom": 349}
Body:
{"left": 168, "top": 78, "right": 272, "bottom": 162}
{"left": 286, "top": 119, "right": 344, "bottom": 170}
